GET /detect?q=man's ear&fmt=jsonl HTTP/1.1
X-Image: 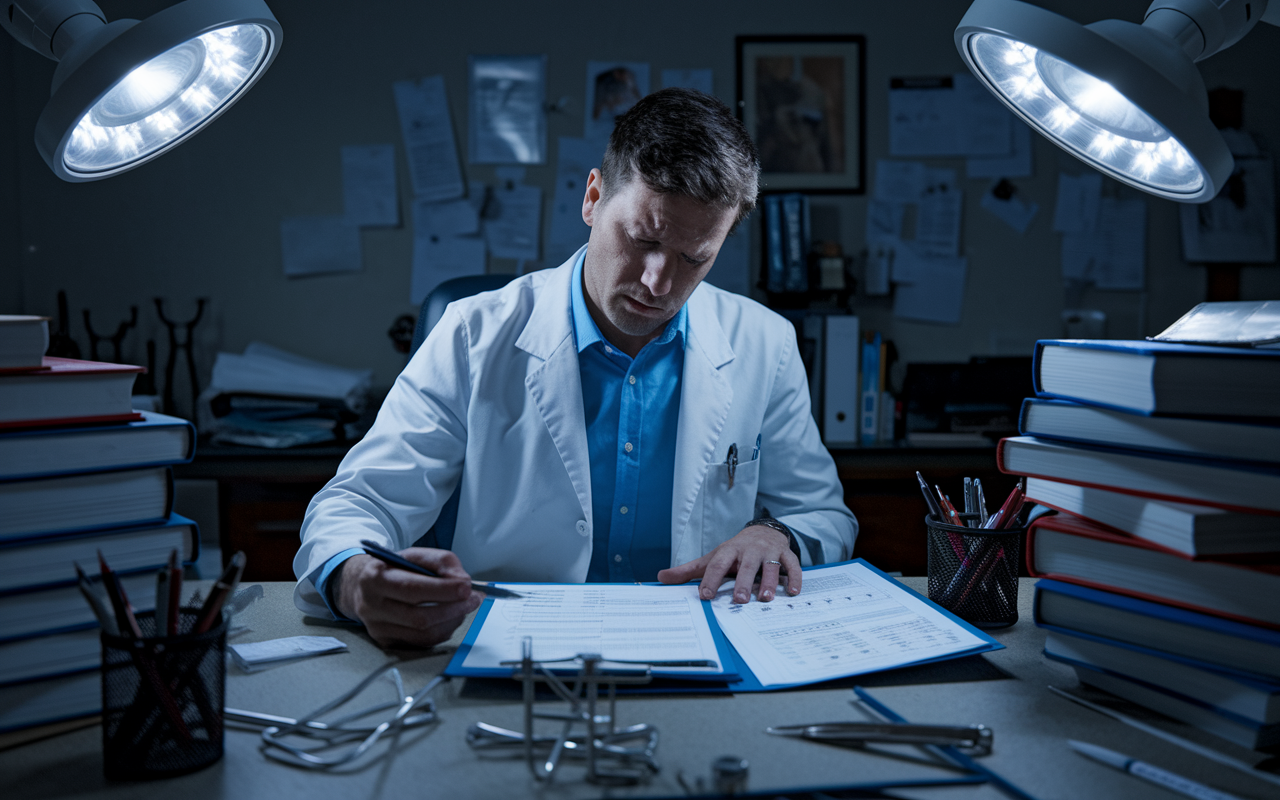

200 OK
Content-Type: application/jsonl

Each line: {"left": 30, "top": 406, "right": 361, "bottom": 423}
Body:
{"left": 581, "top": 168, "right": 604, "bottom": 227}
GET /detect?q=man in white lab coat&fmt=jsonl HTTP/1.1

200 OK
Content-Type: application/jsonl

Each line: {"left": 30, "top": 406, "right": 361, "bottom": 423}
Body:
{"left": 294, "top": 89, "right": 856, "bottom": 647}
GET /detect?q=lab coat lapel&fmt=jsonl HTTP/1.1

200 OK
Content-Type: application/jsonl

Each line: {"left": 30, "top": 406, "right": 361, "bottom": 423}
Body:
{"left": 516, "top": 249, "right": 593, "bottom": 532}
{"left": 671, "top": 286, "right": 735, "bottom": 563}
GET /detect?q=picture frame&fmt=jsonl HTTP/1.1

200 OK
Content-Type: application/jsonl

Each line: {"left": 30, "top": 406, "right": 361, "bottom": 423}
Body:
{"left": 736, "top": 35, "right": 866, "bottom": 194}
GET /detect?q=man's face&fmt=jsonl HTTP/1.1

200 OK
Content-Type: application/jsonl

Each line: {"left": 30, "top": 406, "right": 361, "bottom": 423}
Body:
{"left": 580, "top": 169, "right": 736, "bottom": 355}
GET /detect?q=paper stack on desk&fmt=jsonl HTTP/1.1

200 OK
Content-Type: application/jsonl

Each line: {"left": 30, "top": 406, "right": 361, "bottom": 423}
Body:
{"left": 448, "top": 560, "right": 1001, "bottom": 691}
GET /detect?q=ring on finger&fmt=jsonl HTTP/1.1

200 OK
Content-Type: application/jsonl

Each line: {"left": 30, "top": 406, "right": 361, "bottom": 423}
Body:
{"left": 764, "top": 560, "right": 782, "bottom": 566}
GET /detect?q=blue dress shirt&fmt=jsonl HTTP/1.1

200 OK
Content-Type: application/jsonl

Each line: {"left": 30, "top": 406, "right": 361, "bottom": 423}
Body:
{"left": 314, "top": 248, "right": 686, "bottom": 617}
{"left": 570, "top": 249, "right": 685, "bottom": 583}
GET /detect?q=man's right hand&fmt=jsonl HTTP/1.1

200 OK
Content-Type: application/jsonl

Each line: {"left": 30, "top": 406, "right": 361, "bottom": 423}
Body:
{"left": 332, "top": 548, "right": 483, "bottom": 649}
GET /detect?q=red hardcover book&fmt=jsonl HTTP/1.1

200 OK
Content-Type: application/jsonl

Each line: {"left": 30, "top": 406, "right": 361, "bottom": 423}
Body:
{"left": 1026, "top": 513, "right": 1280, "bottom": 629}
{"left": 0, "top": 358, "right": 144, "bottom": 430}
{"left": 997, "top": 435, "right": 1280, "bottom": 515}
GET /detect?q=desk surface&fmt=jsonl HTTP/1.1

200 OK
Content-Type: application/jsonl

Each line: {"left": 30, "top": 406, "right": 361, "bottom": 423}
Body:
{"left": 5, "top": 578, "right": 1275, "bottom": 800}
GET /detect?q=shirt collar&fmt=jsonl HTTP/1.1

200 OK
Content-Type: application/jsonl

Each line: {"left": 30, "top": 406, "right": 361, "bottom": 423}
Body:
{"left": 570, "top": 247, "right": 687, "bottom": 355}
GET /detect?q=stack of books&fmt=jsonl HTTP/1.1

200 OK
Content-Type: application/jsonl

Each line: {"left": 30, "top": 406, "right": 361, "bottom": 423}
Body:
{"left": 0, "top": 316, "right": 198, "bottom": 734}
{"left": 998, "top": 338, "right": 1280, "bottom": 750}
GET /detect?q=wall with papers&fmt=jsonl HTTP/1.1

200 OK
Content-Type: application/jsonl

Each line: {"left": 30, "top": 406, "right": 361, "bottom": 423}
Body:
{"left": 2, "top": 0, "right": 1279, "bottom": 391}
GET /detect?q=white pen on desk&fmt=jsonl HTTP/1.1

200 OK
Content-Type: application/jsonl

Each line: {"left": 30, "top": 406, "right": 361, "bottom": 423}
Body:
{"left": 1068, "top": 740, "right": 1244, "bottom": 800}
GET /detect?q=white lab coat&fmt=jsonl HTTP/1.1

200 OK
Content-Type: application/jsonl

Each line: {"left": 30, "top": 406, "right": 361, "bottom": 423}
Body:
{"left": 293, "top": 247, "right": 856, "bottom": 618}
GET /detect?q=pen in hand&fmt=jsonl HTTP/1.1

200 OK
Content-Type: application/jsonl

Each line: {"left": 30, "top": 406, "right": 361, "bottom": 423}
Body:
{"left": 359, "top": 540, "right": 523, "bottom": 599}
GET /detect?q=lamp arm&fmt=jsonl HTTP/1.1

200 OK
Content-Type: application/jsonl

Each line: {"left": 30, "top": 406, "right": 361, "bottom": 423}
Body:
{"left": 1143, "top": 0, "right": 1269, "bottom": 61}
{"left": 1, "top": 0, "right": 106, "bottom": 60}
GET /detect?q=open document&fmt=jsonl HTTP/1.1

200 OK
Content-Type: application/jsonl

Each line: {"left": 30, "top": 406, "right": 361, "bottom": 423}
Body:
{"left": 447, "top": 562, "right": 1000, "bottom": 690}
{"left": 711, "top": 561, "right": 999, "bottom": 689}
{"left": 453, "top": 584, "right": 729, "bottom": 679}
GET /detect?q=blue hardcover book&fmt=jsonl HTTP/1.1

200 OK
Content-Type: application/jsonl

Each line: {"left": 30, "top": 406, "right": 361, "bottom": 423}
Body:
{"left": 0, "top": 513, "right": 199, "bottom": 596}
{"left": 859, "top": 333, "right": 881, "bottom": 445}
{"left": 764, "top": 195, "right": 786, "bottom": 293}
{"left": 781, "top": 193, "right": 809, "bottom": 292}
{"left": 0, "top": 411, "right": 195, "bottom": 482}
{"left": 1031, "top": 338, "right": 1280, "bottom": 418}
{"left": 0, "top": 467, "right": 174, "bottom": 542}
{"left": 1033, "top": 579, "right": 1280, "bottom": 682}
{"left": 1019, "top": 397, "right": 1280, "bottom": 466}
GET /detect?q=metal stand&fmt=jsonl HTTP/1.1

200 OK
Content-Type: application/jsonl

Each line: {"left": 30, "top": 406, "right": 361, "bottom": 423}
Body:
{"left": 466, "top": 637, "right": 660, "bottom": 785}
{"left": 83, "top": 305, "right": 136, "bottom": 362}
{"left": 154, "top": 298, "right": 206, "bottom": 419}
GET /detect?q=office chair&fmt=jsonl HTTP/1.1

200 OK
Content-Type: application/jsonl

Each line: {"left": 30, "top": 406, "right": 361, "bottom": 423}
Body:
{"left": 411, "top": 274, "right": 517, "bottom": 355}
{"left": 409, "top": 273, "right": 516, "bottom": 551}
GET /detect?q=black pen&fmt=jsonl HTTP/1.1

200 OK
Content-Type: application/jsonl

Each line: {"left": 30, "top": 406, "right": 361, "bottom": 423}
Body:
{"left": 915, "top": 471, "right": 944, "bottom": 521}
{"left": 360, "top": 540, "right": 523, "bottom": 599}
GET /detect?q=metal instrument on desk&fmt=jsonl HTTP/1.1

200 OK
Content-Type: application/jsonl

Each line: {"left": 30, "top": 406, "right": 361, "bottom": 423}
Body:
{"left": 767, "top": 721, "right": 993, "bottom": 756}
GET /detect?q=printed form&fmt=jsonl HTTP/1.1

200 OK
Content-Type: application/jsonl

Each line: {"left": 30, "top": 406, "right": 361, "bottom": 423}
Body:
{"left": 460, "top": 584, "right": 723, "bottom": 676}
{"left": 710, "top": 562, "right": 991, "bottom": 688}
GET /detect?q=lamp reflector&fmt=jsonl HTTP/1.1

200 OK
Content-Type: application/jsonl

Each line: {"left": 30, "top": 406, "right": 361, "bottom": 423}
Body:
{"left": 967, "top": 32, "right": 1203, "bottom": 195}
{"left": 63, "top": 22, "right": 269, "bottom": 174}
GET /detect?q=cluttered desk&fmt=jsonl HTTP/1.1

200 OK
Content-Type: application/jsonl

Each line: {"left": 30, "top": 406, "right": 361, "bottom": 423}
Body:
{"left": 4, "top": 573, "right": 1278, "bottom": 800}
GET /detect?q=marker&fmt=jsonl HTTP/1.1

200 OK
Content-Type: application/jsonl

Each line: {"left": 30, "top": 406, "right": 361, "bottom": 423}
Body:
{"left": 360, "top": 540, "right": 523, "bottom": 599}
{"left": 1068, "top": 740, "right": 1244, "bottom": 800}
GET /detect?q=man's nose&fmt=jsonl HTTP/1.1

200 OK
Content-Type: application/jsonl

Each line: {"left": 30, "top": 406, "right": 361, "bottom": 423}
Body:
{"left": 640, "top": 252, "right": 675, "bottom": 297}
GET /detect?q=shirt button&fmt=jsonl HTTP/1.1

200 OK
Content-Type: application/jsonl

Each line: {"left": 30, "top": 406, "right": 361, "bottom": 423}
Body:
{"left": 605, "top": 346, "right": 613, "bottom": 354}
{"left": 628, "top": 375, "right": 636, "bottom": 385}
{"left": 620, "top": 506, "right": 628, "bottom": 515}
{"left": 576, "top": 520, "right": 589, "bottom": 536}
{"left": 614, "top": 554, "right": 623, "bottom": 563}
{"left": 624, "top": 442, "right": 633, "bottom": 453}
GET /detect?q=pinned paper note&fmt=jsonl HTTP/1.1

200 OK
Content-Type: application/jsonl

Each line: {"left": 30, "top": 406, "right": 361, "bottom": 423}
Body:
{"left": 468, "top": 55, "right": 547, "bottom": 165}
{"left": 874, "top": 159, "right": 926, "bottom": 204}
{"left": 414, "top": 197, "right": 480, "bottom": 237}
{"left": 888, "top": 73, "right": 1012, "bottom": 157}
{"left": 585, "top": 61, "right": 650, "bottom": 141}
{"left": 341, "top": 144, "right": 399, "bottom": 227}
{"left": 893, "top": 249, "right": 968, "bottom": 324}
{"left": 281, "top": 216, "right": 362, "bottom": 277}
{"left": 916, "top": 172, "right": 962, "bottom": 257}
{"left": 1061, "top": 197, "right": 1146, "bottom": 290}
{"left": 661, "top": 68, "right": 713, "bottom": 95}
{"left": 548, "top": 136, "right": 606, "bottom": 253}
{"left": 981, "top": 181, "right": 1038, "bottom": 234}
{"left": 1052, "top": 172, "right": 1102, "bottom": 233}
{"left": 393, "top": 76, "right": 465, "bottom": 202}
{"left": 967, "top": 121, "right": 1034, "bottom": 179}
{"left": 483, "top": 184, "right": 543, "bottom": 261}
{"left": 411, "top": 230, "right": 486, "bottom": 305}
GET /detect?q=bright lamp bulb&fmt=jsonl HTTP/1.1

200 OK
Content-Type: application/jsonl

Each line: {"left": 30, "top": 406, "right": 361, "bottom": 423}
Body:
{"left": 65, "top": 24, "right": 269, "bottom": 173}
{"left": 968, "top": 33, "right": 1201, "bottom": 194}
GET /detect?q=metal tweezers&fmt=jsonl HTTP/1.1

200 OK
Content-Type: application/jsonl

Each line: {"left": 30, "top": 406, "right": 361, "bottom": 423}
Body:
{"left": 766, "top": 722, "right": 993, "bottom": 756}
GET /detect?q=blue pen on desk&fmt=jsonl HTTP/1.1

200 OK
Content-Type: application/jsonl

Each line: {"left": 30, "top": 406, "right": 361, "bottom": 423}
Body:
{"left": 360, "top": 540, "right": 523, "bottom": 599}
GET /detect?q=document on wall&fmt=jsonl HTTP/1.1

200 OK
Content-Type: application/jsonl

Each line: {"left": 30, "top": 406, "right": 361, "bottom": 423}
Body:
{"left": 341, "top": 144, "right": 399, "bottom": 227}
{"left": 483, "top": 184, "right": 543, "bottom": 261}
{"left": 893, "top": 251, "right": 968, "bottom": 325}
{"left": 468, "top": 55, "right": 547, "bottom": 165}
{"left": 1052, "top": 172, "right": 1102, "bottom": 233}
{"left": 967, "top": 120, "right": 1034, "bottom": 179}
{"left": 888, "top": 74, "right": 1011, "bottom": 157}
{"left": 1061, "top": 197, "right": 1146, "bottom": 290}
{"left": 661, "top": 68, "right": 713, "bottom": 95}
{"left": 393, "top": 75, "right": 465, "bottom": 202}
{"left": 710, "top": 561, "right": 998, "bottom": 689}
{"left": 546, "top": 136, "right": 606, "bottom": 258}
{"left": 456, "top": 584, "right": 726, "bottom": 677}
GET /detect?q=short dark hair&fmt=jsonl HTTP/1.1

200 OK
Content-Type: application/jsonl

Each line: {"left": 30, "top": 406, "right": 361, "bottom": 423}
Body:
{"left": 600, "top": 88, "right": 760, "bottom": 229}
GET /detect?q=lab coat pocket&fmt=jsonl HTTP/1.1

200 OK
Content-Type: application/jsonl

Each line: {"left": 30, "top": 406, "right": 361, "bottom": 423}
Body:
{"left": 701, "top": 456, "right": 760, "bottom": 554}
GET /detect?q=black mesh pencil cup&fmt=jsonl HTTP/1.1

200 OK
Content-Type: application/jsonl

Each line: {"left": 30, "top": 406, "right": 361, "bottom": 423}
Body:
{"left": 926, "top": 514, "right": 1023, "bottom": 628}
{"left": 100, "top": 609, "right": 226, "bottom": 780}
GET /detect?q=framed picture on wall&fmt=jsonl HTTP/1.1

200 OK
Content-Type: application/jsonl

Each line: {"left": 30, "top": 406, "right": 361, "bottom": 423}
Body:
{"left": 736, "top": 35, "right": 866, "bottom": 194}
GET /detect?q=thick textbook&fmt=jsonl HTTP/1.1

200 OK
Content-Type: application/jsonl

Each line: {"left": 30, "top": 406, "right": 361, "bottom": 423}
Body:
{"left": 446, "top": 561, "right": 1001, "bottom": 691}
{"left": 1026, "top": 514, "right": 1280, "bottom": 628}
{"left": 1043, "top": 630, "right": 1280, "bottom": 725}
{"left": 1032, "top": 339, "right": 1280, "bottom": 417}
{"left": 0, "top": 628, "right": 100, "bottom": 687}
{"left": 1025, "top": 478, "right": 1280, "bottom": 557}
{"left": 998, "top": 435, "right": 1280, "bottom": 514}
{"left": 1019, "top": 397, "right": 1280, "bottom": 466}
{"left": 1034, "top": 579, "right": 1280, "bottom": 682}
{"left": 0, "top": 357, "right": 143, "bottom": 429}
{"left": 1065, "top": 663, "right": 1280, "bottom": 750}
{"left": 0, "top": 670, "right": 99, "bottom": 733}
{"left": 0, "top": 514, "right": 198, "bottom": 594}
{"left": 0, "top": 570, "right": 157, "bottom": 643}
{"left": 0, "top": 411, "right": 195, "bottom": 481}
{"left": 0, "top": 467, "right": 173, "bottom": 541}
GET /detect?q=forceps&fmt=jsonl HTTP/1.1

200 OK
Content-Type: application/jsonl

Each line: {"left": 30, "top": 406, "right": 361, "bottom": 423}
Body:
{"left": 229, "top": 663, "right": 445, "bottom": 769}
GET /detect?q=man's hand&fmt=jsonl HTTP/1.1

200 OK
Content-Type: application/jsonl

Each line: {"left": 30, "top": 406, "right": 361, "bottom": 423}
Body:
{"left": 333, "top": 548, "right": 483, "bottom": 648}
{"left": 656, "top": 525, "right": 802, "bottom": 603}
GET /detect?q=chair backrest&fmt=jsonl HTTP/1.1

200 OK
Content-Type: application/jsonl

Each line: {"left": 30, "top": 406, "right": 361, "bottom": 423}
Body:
{"left": 411, "top": 274, "right": 517, "bottom": 355}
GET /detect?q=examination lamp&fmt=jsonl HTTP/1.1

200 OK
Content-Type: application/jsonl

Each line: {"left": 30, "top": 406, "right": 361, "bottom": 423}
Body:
{"left": 955, "top": 0, "right": 1279, "bottom": 202}
{"left": 1, "top": 0, "right": 282, "bottom": 182}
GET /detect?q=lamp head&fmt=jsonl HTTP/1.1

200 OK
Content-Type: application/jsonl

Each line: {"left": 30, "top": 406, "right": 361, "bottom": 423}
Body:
{"left": 3, "top": 0, "right": 282, "bottom": 182}
{"left": 954, "top": 0, "right": 1249, "bottom": 202}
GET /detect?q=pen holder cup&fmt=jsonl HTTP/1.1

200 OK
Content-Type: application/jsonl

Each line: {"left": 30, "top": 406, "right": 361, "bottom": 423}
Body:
{"left": 101, "top": 609, "right": 226, "bottom": 780}
{"left": 926, "top": 514, "right": 1024, "bottom": 629}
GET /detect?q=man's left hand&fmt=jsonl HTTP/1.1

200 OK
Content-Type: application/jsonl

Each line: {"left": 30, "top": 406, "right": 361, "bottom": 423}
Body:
{"left": 657, "top": 525, "right": 802, "bottom": 602}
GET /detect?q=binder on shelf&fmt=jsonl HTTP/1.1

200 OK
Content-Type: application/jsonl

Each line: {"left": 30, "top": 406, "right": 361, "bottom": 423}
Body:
{"left": 822, "top": 315, "right": 860, "bottom": 446}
